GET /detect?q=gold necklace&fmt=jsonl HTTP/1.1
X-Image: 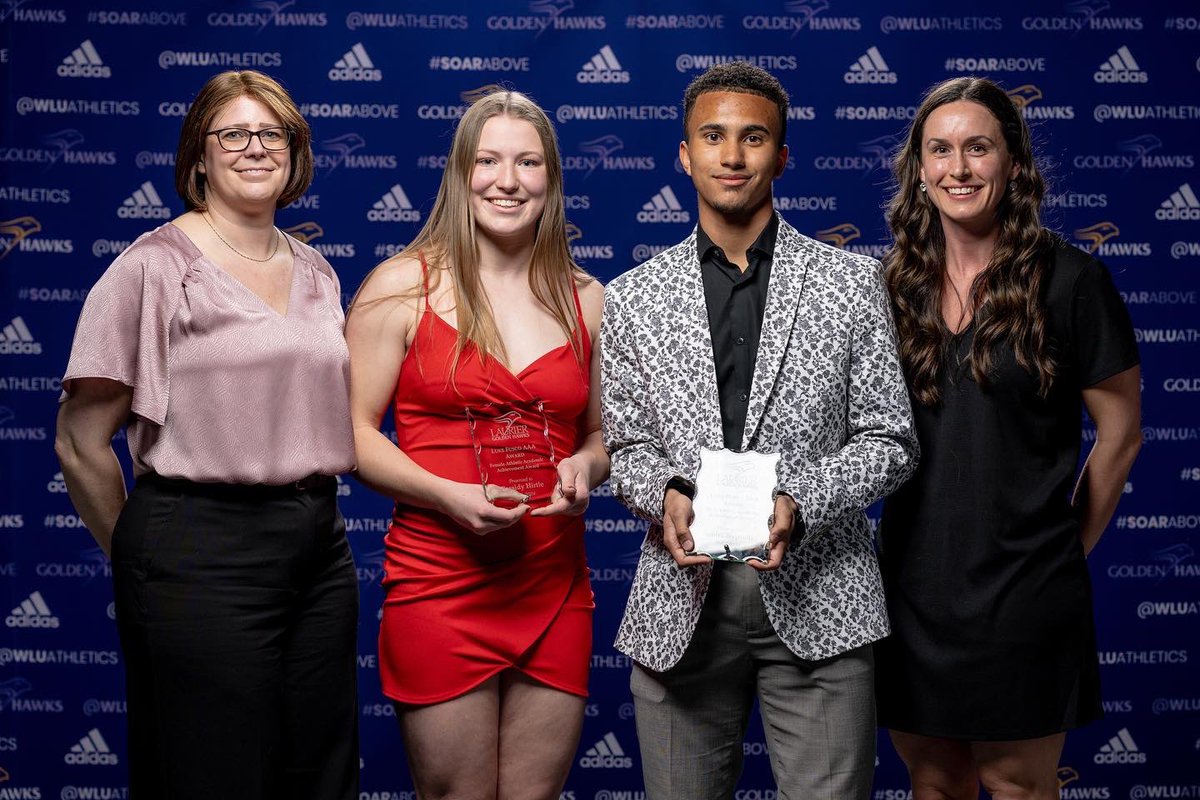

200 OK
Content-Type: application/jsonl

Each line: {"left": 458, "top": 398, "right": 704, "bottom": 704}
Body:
{"left": 202, "top": 212, "right": 280, "bottom": 263}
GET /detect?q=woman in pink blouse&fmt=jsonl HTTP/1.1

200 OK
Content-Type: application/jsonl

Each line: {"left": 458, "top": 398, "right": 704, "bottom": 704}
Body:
{"left": 55, "top": 71, "right": 357, "bottom": 800}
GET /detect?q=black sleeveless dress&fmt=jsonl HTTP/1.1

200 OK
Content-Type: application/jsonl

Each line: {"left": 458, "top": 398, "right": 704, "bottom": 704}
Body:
{"left": 875, "top": 241, "right": 1139, "bottom": 740}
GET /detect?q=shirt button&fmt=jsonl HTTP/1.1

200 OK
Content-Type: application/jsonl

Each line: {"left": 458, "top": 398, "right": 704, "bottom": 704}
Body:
{"left": 739, "top": 392, "right": 748, "bottom": 402}
{"left": 736, "top": 336, "right": 746, "bottom": 345}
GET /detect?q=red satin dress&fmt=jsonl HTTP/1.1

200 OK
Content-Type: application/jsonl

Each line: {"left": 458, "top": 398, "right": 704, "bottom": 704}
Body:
{"left": 378, "top": 265, "right": 594, "bottom": 705}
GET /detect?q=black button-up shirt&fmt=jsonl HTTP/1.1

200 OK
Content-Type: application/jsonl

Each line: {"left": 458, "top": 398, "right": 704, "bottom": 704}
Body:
{"left": 696, "top": 214, "right": 779, "bottom": 450}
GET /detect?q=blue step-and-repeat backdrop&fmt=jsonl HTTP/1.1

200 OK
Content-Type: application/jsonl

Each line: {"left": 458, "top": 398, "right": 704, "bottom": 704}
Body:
{"left": 2, "top": 1, "right": 1198, "bottom": 797}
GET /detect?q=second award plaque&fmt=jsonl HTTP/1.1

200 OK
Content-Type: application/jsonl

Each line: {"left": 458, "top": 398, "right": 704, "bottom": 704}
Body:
{"left": 689, "top": 447, "right": 781, "bottom": 562}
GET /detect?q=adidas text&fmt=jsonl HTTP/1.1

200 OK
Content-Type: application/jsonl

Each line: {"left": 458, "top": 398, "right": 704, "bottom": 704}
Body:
{"left": 58, "top": 63, "right": 111, "bottom": 78}
{"left": 329, "top": 66, "right": 382, "bottom": 81}
{"left": 1093, "top": 749, "right": 1146, "bottom": 764}
{"left": 0, "top": 342, "right": 42, "bottom": 355}
{"left": 578, "top": 69, "right": 630, "bottom": 84}
{"left": 1094, "top": 69, "right": 1148, "bottom": 84}
{"left": 117, "top": 205, "right": 170, "bottom": 220}
{"left": 5, "top": 613, "right": 58, "bottom": 628}
{"left": 65, "top": 751, "right": 118, "bottom": 765}
{"left": 367, "top": 208, "right": 420, "bottom": 222}
{"left": 637, "top": 209, "right": 689, "bottom": 223}
{"left": 844, "top": 70, "right": 896, "bottom": 84}
{"left": 1157, "top": 207, "right": 1200, "bottom": 221}
{"left": 579, "top": 753, "right": 633, "bottom": 768}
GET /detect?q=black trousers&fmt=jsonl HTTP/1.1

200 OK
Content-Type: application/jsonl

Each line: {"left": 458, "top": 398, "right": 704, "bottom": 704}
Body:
{"left": 112, "top": 475, "right": 359, "bottom": 800}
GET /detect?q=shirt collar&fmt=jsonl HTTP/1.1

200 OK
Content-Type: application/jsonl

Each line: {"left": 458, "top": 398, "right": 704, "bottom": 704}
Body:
{"left": 696, "top": 213, "right": 780, "bottom": 265}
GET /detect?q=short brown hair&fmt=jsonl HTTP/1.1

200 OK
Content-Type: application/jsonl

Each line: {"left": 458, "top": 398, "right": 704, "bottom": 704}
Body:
{"left": 174, "top": 70, "right": 313, "bottom": 211}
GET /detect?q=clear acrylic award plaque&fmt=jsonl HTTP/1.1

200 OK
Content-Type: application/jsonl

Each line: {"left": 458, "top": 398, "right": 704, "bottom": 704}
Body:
{"left": 688, "top": 447, "right": 780, "bottom": 563}
{"left": 465, "top": 400, "right": 559, "bottom": 507}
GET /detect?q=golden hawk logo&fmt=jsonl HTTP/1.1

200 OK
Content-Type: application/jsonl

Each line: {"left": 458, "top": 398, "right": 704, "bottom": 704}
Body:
{"left": 1067, "top": 0, "right": 1108, "bottom": 20}
{"left": 815, "top": 223, "right": 862, "bottom": 249}
{"left": 785, "top": 0, "right": 830, "bottom": 19}
{"left": 1074, "top": 221, "right": 1120, "bottom": 254}
{"left": 460, "top": 84, "right": 507, "bottom": 105}
{"left": 283, "top": 221, "right": 324, "bottom": 244}
{"left": 0, "top": 217, "right": 42, "bottom": 260}
{"left": 1006, "top": 84, "right": 1043, "bottom": 109}
{"left": 566, "top": 222, "right": 584, "bottom": 242}
{"left": 1057, "top": 766, "right": 1080, "bottom": 788}
{"left": 530, "top": 0, "right": 573, "bottom": 16}
{"left": 494, "top": 410, "right": 523, "bottom": 429}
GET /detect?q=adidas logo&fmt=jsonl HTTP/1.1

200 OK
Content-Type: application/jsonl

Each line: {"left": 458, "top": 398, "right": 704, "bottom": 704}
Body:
{"left": 1093, "top": 727, "right": 1146, "bottom": 764}
{"left": 579, "top": 731, "right": 633, "bottom": 768}
{"left": 637, "top": 185, "right": 690, "bottom": 224}
{"left": 6, "top": 591, "right": 59, "bottom": 629}
{"left": 57, "top": 40, "right": 111, "bottom": 78}
{"left": 1094, "top": 45, "right": 1148, "bottom": 84}
{"left": 577, "top": 45, "right": 630, "bottom": 84}
{"left": 64, "top": 728, "right": 118, "bottom": 766}
{"left": 0, "top": 316, "right": 42, "bottom": 356}
{"left": 117, "top": 181, "right": 170, "bottom": 220}
{"left": 367, "top": 184, "right": 420, "bottom": 223}
{"left": 844, "top": 46, "right": 897, "bottom": 84}
{"left": 328, "top": 42, "right": 382, "bottom": 82}
{"left": 48, "top": 471, "right": 69, "bottom": 493}
{"left": 1156, "top": 183, "right": 1200, "bottom": 221}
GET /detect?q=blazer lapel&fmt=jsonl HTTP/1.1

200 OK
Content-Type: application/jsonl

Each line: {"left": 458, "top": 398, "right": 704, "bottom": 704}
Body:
{"left": 741, "top": 219, "right": 808, "bottom": 449}
{"left": 670, "top": 234, "right": 724, "bottom": 457}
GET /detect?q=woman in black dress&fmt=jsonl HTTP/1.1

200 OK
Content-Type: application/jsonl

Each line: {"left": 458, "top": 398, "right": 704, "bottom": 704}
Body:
{"left": 876, "top": 77, "right": 1143, "bottom": 798}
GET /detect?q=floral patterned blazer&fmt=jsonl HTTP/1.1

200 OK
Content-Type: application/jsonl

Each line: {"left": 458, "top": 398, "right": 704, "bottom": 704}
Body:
{"left": 601, "top": 215, "right": 919, "bottom": 670}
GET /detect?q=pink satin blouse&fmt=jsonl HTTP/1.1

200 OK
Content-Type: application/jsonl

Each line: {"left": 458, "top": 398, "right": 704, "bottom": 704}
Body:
{"left": 62, "top": 223, "right": 355, "bottom": 484}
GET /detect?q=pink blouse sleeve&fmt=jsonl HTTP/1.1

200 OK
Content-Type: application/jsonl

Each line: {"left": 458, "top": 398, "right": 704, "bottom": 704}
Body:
{"left": 62, "top": 249, "right": 183, "bottom": 426}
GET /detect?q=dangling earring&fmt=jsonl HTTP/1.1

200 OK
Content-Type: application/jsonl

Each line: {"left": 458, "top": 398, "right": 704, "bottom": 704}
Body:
{"left": 919, "top": 182, "right": 926, "bottom": 193}
{"left": 1008, "top": 180, "right": 1015, "bottom": 191}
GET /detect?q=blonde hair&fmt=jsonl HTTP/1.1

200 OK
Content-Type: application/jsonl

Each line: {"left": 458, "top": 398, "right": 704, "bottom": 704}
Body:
{"left": 174, "top": 70, "right": 313, "bottom": 211}
{"left": 359, "top": 90, "right": 586, "bottom": 372}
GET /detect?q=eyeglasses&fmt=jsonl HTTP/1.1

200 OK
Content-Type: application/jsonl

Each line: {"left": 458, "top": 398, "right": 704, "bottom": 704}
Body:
{"left": 206, "top": 126, "right": 292, "bottom": 152}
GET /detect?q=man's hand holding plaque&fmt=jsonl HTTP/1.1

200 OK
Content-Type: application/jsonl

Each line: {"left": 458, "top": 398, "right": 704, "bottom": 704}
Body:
{"left": 687, "top": 447, "right": 785, "bottom": 565}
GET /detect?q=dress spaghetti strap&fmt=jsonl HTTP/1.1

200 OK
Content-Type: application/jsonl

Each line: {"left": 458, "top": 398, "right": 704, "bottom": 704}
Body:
{"left": 568, "top": 278, "right": 589, "bottom": 352}
{"left": 417, "top": 251, "right": 431, "bottom": 300}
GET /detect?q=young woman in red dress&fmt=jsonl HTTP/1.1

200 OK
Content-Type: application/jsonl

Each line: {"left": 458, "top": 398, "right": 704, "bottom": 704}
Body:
{"left": 345, "top": 90, "right": 607, "bottom": 799}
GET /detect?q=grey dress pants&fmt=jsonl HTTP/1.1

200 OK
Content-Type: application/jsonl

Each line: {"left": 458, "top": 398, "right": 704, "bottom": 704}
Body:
{"left": 630, "top": 562, "right": 875, "bottom": 800}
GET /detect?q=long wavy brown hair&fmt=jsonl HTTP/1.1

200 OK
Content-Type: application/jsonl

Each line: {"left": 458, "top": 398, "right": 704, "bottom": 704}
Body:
{"left": 884, "top": 76, "right": 1056, "bottom": 405}
{"left": 353, "top": 90, "right": 587, "bottom": 375}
